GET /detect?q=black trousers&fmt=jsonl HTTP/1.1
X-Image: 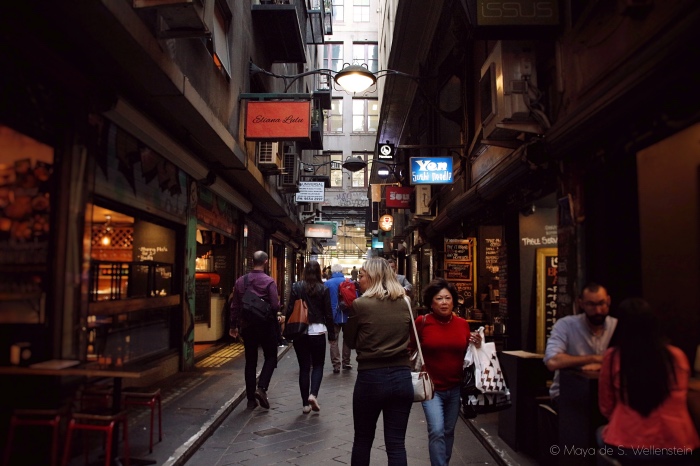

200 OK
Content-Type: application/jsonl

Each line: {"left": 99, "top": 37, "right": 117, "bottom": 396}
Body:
{"left": 241, "top": 322, "right": 278, "bottom": 400}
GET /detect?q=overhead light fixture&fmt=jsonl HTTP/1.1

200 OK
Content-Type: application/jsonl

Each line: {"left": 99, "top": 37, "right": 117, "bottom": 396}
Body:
{"left": 334, "top": 64, "right": 377, "bottom": 93}
{"left": 100, "top": 215, "right": 112, "bottom": 246}
{"left": 300, "top": 156, "right": 368, "bottom": 173}
{"left": 377, "top": 167, "right": 391, "bottom": 178}
{"left": 248, "top": 62, "right": 421, "bottom": 95}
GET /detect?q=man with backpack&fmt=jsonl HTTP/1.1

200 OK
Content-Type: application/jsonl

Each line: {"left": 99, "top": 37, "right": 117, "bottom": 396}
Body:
{"left": 230, "top": 251, "right": 280, "bottom": 410}
{"left": 324, "top": 264, "right": 355, "bottom": 373}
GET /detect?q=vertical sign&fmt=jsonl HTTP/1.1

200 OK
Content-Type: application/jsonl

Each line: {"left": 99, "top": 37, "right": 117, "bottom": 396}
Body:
{"left": 444, "top": 238, "right": 477, "bottom": 314}
{"left": 536, "top": 248, "right": 558, "bottom": 354}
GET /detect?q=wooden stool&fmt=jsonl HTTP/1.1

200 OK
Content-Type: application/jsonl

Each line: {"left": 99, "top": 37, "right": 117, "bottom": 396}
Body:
{"left": 122, "top": 388, "right": 162, "bottom": 453}
{"left": 61, "top": 411, "right": 130, "bottom": 466}
{"left": 3, "top": 408, "right": 64, "bottom": 466}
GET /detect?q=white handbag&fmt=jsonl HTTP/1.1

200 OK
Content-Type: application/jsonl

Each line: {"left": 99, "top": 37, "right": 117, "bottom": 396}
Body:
{"left": 407, "top": 296, "right": 434, "bottom": 402}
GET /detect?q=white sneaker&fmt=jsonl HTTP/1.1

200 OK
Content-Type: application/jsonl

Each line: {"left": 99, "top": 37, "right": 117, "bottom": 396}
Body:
{"left": 302, "top": 405, "right": 311, "bottom": 414}
{"left": 308, "top": 395, "right": 320, "bottom": 412}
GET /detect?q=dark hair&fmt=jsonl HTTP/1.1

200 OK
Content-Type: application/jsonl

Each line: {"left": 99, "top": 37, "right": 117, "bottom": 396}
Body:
{"left": 302, "top": 260, "right": 323, "bottom": 296}
{"left": 612, "top": 297, "right": 675, "bottom": 417}
{"left": 422, "top": 278, "right": 458, "bottom": 308}
{"left": 579, "top": 282, "right": 605, "bottom": 298}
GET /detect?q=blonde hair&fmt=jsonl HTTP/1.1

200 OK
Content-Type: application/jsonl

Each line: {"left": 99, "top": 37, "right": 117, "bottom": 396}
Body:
{"left": 360, "top": 257, "right": 406, "bottom": 300}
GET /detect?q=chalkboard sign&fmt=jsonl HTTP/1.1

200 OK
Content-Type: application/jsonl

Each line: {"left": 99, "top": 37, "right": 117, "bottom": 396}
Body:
{"left": 444, "top": 239, "right": 473, "bottom": 261}
{"left": 453, "top": 281, "right": 475, "bottom": 313}
{"left": 214, "top": 255, "right": 227, "bottom": 273}
{"left": 536, "top": 248, "right": 558, "bottom": 353}
{"left": 445, "top": 262, "right": 472, "bottom": 281}
{"left": 194, "top": 278, "right": 211, "bottom": 324}
{"left": 484, "top": 237, "right": 501, "bottom": 275}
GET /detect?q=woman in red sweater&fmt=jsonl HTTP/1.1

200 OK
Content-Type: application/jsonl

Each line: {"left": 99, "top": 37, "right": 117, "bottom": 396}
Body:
{"left": 410, "top": 278, "right": 480, "bottom": 466}
{"left": 598, "top": 297, "right": 699, "bottom": 463}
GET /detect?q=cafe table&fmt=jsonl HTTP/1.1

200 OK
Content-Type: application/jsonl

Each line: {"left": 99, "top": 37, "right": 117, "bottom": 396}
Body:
{"left": 0, "top": 360, "right": 156, "bottom": 466}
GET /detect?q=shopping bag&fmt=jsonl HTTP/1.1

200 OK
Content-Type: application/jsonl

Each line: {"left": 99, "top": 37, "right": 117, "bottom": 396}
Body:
{"left": 471, "top": 327, "right": 508, "bottom": 394}
{"left": 462, "top": 326, "right": 511, "bottom": 414}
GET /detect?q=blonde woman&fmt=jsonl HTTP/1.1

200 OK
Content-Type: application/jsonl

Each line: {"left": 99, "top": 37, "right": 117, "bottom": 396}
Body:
{"left": 345, "top": 257, "right": 413, "bottom": 466}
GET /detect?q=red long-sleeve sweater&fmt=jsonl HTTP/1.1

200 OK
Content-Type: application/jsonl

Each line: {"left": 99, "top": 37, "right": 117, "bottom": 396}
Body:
{"left": 409, "top": 313, "right": 470, "bottom": 391}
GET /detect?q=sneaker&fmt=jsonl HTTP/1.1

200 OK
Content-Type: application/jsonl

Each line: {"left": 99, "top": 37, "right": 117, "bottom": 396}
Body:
{"left": 342, "top": 364, "right": 353, "bottom": 370}
{"left": 333, "top": 367, "right": 340, "bottom": 374}
{"left": 308, "top": 395, "right": 320, "bottom": 412}
{"left": 302, "top": 405, "right": 311, "bottom": 414}
{"left": 255, "top": 387, "right": 270, "bottom": 409}
{"left": 246, "top": 399, "right": 258, "bottom": 410}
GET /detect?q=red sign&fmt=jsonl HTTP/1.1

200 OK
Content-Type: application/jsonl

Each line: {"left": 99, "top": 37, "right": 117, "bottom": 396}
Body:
{"left": 385, "top": 186, "right": 413, "bottom": 208}
{"left": 245, "top": 101, "right": 311, "bottom": 140}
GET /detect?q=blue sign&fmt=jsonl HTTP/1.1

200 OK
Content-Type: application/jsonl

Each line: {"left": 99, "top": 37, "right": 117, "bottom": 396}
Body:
{"left": 409, "top": 157, "right": 454, "bottom": 184}
{"left": 371, "top": 236, "right": 383, "bottom": 249}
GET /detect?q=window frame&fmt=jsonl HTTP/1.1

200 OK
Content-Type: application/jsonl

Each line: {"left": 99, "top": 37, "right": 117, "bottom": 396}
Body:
{"left": 351, "top": 98, "right": 379, "bottom": 133}
{"left": 324, "top": 98, "right": 343, "bottom": 133}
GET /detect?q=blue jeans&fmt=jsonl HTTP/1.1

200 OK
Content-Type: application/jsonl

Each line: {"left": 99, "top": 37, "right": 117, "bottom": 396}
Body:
{"left": 422, "top": 386, "right": 461, "bottom": 466}
{"left": 351, "top": 366, "right": 413, "bottom": 466}
{"left": 293, "top": 334, "right": 326, "bottom": 405}
{"left": 241, "top": 322, "right": 278, "bottom": 401}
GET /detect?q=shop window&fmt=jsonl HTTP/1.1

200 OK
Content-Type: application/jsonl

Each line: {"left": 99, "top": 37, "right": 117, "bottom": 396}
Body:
{"left": 85, "top": 203, "right": 179, "bottom": 364}
{"left": 0, "top": 126, "right": 54, "bottom": 324}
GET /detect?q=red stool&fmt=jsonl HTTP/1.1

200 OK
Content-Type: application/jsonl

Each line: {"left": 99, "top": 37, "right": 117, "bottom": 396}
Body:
{"left": 3, "top": 408, "right": 64, "bottom": 466}
{"left": 122, "top": 388, "right": 162, "bottom": 453}
{"left": 61, "top": 411, "right": 130, "bottom": 466}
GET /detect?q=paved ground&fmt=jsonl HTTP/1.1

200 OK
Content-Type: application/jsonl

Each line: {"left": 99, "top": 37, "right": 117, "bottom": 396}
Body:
{"left": 186, "top": 344, "right": 494, "bottom": 466}
{"left": 50, "top": 341, "right": 520, "bottom": 466}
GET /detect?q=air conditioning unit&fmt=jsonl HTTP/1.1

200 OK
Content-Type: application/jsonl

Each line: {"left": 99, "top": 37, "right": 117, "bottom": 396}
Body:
{"left": 278, "top": 147, "right": 300, "bottom": 192}
{"left": 302, "top": 203, "right": 315, "bottom": 214}
{"left": 256, "top": 142, "right": 282, "bottom": 171}
{"left": 480, "top": 41, "right": 539, "bottom": 140}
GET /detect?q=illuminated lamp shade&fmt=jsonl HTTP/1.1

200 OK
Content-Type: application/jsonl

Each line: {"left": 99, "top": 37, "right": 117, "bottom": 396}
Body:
{"left": 334, "top": 64, "right": 376, "bottom": 93}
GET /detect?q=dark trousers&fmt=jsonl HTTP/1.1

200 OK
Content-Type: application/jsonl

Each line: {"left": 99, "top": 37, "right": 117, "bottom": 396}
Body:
{"left": 293, "top": 334, "right": 326, "bottom": 405}
{"left": 241, "top": 323, "right": 278, "bottom": 401}
{"left": 351, "top": 366, "right": 413, "bottom": 466}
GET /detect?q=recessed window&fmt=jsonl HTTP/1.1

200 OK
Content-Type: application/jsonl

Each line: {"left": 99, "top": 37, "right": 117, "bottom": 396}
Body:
{"left": 353, "top": 0, "right": 370, "bottom": 22}
{"left": 352, "top": 99, "right": 378, "bottom": 133}
{"left": 325, "top": 98, "right": 343, "bottom": 133}
{"left": 211, "top": 1, "right": 232, "bottom": 78}
{"left": 353, "top": 42, "right": 378, "bottom": 73}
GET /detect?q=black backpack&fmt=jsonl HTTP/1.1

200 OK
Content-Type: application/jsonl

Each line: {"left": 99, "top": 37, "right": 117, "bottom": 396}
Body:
{"left": 241, "top": 274, "right": 273, "bottom": 323}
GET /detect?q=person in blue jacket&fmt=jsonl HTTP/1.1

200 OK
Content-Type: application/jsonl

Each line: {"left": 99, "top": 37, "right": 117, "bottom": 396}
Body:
{"left": 324, "top": 264, "right": 354, "bottom": 373}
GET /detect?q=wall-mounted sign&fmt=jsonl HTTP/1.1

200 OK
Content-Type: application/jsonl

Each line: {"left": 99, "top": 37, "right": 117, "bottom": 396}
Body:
{"left": 245, "top": 101, "right": 311, "bottom": 141}
{"left": 372, "top": 236, "right": 383, "bottom": 249}
{"left": 304, "top": 223, "right": 334, "bottom": 239}
{"left": 476, "top": 0, "right": 559, "bottom": 26}
{"left": 378, "top": 143, "right": 395, "bottom": 160}
{"left": 379, "top": 214, "right": 394, "bottom": 232}
{"left": 385, "top": 186, "right": 413, "bottom": 209}
{"left": 409, "top": 157, "right": 454, "bottom": 185}
{"left": 295, "top": 181, "right": 325, "bottom": 202}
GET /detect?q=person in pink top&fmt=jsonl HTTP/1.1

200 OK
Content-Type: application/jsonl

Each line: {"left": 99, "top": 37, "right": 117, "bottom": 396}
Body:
{"left": 598, "top": 297, "right": 699, "bottom": 464}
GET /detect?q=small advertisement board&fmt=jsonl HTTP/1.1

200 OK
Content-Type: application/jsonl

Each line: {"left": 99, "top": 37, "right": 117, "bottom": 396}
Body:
{"left": 410, "top": 157, "right": 454, "bottom": 185}
{"left": 295, "top": 181, "right": 325, "bottom": 203}
{"left": 245, "top": 101, "right": 311, "bottom": 141}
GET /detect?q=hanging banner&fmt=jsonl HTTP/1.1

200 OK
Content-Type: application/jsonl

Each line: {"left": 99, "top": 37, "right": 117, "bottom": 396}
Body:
{"left": 245, "top": 101, "right": 311, "bottom": 140}
{"left": 385, "top": 186, "right": 413, "bottom": 209}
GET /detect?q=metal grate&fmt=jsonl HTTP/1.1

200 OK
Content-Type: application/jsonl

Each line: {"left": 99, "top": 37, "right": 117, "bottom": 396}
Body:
{"left": 91, "top": 226, "right": 133, "bottom": 249}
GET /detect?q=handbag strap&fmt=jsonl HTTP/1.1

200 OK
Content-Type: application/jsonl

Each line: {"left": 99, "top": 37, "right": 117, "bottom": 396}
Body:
{"left": 405, "top": 296, "right": 426, "bottom": 369}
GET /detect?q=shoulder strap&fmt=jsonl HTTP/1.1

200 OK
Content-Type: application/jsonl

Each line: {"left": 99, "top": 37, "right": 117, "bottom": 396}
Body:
{"left": 406, "top": 296, "right": 427, "bottom": 370}
{"left": 243, "top": 273, "right": 249, "bottom": 290}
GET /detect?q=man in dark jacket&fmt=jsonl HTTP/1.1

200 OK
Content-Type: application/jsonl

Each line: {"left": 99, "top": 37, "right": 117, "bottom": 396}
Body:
{"left": 230, "top": 251, "right": 280, "bottom": 410}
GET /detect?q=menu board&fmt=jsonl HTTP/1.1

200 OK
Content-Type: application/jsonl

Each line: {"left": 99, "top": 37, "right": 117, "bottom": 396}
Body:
{"left": 445, "top": 262, "right": 472, "bottom": 281}
{"left": 444, "top": 238, "right": 476, "bottom": 311}
{"left": 194, "top": 278, "right": 211, "bottom": 324}
{"left": 498, "top": 245, "right": 508, "bottom": 315}
{"left": 453, "top": 281, "right": 475, "bottom": 313}
{"left": 445, "top": 240, "right": 473, "bottom": 261}
{"left": 536, "top": 248, "right": 558, "bottom": 353}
